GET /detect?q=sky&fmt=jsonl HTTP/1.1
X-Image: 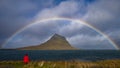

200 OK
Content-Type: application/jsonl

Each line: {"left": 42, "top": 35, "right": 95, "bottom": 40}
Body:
{"left": 0, "top": 0, "right": 120, "bottom": 49}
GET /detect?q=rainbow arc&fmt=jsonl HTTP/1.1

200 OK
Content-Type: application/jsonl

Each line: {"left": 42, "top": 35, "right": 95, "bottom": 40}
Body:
{"left": 2, "top": 17, "right": 119, "bottom": 50}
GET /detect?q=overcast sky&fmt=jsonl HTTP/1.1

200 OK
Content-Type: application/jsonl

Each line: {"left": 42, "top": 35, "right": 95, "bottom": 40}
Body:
{"left": 0, "top": 0, "right": 120, "bottom": 49}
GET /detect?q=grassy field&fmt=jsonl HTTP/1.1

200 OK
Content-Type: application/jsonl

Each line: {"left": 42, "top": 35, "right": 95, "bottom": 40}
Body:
{"left": 0, "top": 59, "right": 120, "bottom": 68}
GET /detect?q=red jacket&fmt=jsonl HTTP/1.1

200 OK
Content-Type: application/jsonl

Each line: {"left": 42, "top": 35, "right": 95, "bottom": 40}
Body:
{"left": 23, "top": 54, "right": 29, "bottom": 64}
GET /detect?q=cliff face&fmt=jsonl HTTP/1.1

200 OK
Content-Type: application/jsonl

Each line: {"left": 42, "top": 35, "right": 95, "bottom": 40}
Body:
{"left": 18, "top": 34, "right": 76, "bottom": 50}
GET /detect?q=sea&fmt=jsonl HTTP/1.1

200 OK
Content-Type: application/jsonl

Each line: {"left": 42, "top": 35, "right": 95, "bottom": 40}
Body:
{"left": 0, "top": 50, "right": 120, "bottom": 61}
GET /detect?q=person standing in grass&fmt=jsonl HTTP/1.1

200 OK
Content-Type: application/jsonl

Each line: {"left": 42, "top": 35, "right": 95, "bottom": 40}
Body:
{"left": 23, "top": 54, "right": 30, "bottom": 64}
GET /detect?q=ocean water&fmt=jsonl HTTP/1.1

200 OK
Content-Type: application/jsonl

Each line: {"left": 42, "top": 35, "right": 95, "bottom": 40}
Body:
{"left": 0, "top": 50, "right": 120, "bottom": 61}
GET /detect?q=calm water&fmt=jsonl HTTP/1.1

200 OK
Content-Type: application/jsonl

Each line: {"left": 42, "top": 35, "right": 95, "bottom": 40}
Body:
{"left": 0, "top": 50, "right": 120, "bottom": 61}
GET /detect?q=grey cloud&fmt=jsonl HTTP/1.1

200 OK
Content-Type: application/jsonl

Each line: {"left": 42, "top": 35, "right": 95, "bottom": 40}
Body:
{"left": 34, "top": 0, "right": 86, "bottom": 20}
{"left": 107, "top": 31, "right": 120, "bottom": 48}
{"left": 82, "top": 0, "right": 120, "bottom": 30}
{"left": 68, "top": 35, "right": 116, "bottom": 49}
{"left": 82, "top": 0, "right": 120, "bottom": 48}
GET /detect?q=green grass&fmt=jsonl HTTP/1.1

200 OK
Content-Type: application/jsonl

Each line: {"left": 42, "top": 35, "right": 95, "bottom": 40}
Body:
{"left": 0, "top": 61, "right": 24, "bottom": 68}
{"left": 0, "top": 59, "right": 120, "bottom": 68}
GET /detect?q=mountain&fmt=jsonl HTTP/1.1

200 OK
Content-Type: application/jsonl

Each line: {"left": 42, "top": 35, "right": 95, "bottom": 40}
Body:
{"left": 18, "top": 34, "right": 76, "bottom": 50}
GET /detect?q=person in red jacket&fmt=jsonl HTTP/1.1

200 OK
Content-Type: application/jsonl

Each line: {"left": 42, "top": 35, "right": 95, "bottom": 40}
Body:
{"left": 23, "top": 54, "right": 30, "bottom": 64}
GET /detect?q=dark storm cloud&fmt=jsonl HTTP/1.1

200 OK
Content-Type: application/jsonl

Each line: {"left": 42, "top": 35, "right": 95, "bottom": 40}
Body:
{"left": 0, "top": 0, "right": 37, "bottom": 41}
{"left": 0, "top": 0, "right": 55, "bottom": 46}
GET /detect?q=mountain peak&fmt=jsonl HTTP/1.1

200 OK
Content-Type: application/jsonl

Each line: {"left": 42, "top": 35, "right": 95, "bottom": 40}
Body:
{"left": 54, "top": 33, "right": 61, "bottom": 36}
{"left": 53, "top": 33, "right": 62, "bottom": 37}
{"left": 18, "top": 34, "right": 77, "bottom": 50}
{"left": 51, "top": 33, "right": 65, "bottom": 40}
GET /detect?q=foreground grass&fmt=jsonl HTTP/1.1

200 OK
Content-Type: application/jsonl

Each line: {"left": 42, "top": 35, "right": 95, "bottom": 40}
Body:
{"left": 0, "top": 59, "right": 120, "bottom": 68}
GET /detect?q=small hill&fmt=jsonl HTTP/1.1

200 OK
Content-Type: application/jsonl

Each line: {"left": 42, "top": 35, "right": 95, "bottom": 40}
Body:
{"left": 18, "top": 34, "right": 76, "bottom": 50}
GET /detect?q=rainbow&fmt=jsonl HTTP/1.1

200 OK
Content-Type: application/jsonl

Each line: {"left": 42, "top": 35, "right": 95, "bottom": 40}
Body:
{"left": 2, "top": 17, "right": 119, "bottom": 49}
